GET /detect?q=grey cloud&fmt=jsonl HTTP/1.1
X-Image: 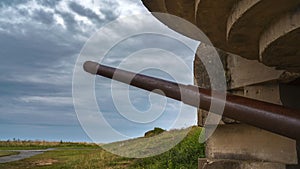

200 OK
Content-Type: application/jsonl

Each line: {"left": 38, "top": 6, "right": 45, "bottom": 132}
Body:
{"left": 68, "top": 1, "right": 119, "bottom": 26}
{"left": 69, "top": 2, "right": 104, "bottom": 23}
{"left": 100, "top": 7, "right": 119, "bottom": 21}
{"left": 54, "top": 11, "right": 79, "bottom": 33}
{"left": 36, "top": 0, "right": 62, "bottom": 8}
{"left": 0, "top": 29, "right": 80, "bottom": 68}
{"left": 32, "top": 10, "right": 54, "bottom": 25}
{"left": 53, "top": 10, "right": 94, "bottom": 38}
{"left": 0, "top": 0, "right": 25, "bottom": 7}
{"left": 16, "top": 8, "right": 30, "bottom": 17}
{"left": 101, "top": 33, "right": 195, "bottom": 70}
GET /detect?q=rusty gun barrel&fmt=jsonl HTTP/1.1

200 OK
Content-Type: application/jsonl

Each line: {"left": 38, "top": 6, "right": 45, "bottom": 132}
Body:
{"left": 83, "top": 61, "right": 300, "bottom": 140}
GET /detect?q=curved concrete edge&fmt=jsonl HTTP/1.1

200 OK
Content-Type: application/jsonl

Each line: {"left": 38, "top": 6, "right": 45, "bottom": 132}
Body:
{"left": 259, "top": 8, "right": 300, "bottom": 62}
{"left": 226, "top": 0, "right": 261, "bottom": 40}
{"left": 142, "top": 0, "right": 167, "bottom": 13}
{"left": 225, "top": 0, "right": 300, "bottom": 61}
{"left": 142, "top": 0, "right": 200, "bottom": 41}
{"left": 195, "top": 0, "right": 237, "bottom": 52}
{"left": 195, "top": 0, "right": 200, "bottom": 20}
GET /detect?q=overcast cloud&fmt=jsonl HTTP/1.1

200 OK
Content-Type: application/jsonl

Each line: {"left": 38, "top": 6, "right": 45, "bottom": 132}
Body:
{"left": 0, "top": 0, "right": 198, "bottom": 142}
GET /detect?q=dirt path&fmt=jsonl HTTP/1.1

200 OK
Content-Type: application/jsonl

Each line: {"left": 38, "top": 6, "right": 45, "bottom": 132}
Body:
{"left": 0, "top": 149, "right": 54, "bottom": 163}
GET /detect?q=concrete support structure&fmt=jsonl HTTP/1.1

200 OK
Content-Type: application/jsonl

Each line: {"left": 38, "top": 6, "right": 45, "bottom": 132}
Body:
{"left": 141, "top": 0, "right": 300, "bottom": 168}
{"left": 194, "top": 45, "right": 299, "bottom": 168}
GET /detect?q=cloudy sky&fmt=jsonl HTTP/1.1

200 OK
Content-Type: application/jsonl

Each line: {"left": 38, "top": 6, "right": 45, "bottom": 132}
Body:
{"left": 0, "top": 0, "right": 199, "bottom": 143}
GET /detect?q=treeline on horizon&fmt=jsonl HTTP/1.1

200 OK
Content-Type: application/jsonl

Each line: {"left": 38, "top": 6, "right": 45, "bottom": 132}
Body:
{"left": 0, "top": 139, "right": 98, "bottom": 150}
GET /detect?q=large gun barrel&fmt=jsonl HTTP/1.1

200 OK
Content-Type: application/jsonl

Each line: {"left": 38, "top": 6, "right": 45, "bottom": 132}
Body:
{"left": 83, "top": 61, "right": 300, "bottom": 140}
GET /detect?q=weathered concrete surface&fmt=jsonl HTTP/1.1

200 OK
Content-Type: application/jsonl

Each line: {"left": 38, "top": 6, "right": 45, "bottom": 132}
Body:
{"left": 195, "top": 0, "right": 236, "bottom": 51}
{"left": 260, "top": 8, "right": 300, "bottom": 72}
{"left": 0, "top": 149, "right": 53, "bottom": 163}
{"left": 287, "top": 142, "right": 300, "bottom": 169}
{"left": 227, "top": 54, "right": 283, "bottom": 89}
{"left": 193, "top": 43, "right": 230, "bottom": 126}
{"left": 165, "top": 0, "right": 195, "bottom": 24}
{"left": 226, "top": 0, "right": 299, "bottom": 60}
{"left": 142, "top": 0, "right": 167, "bottom": 13}
{"left": 205, "top": 124, "right": 298, "bottom": 164}
{"left": 198, "top": 158, "right": 286, "bottom": 169}
{"left": 142, "top": 0, "right": 300, "bottom": 72}
{"left": 194, "top": 45, "right": 285, "bottom": 124}
{"left": 244, "top": 83, "right": 282, "bottom": 104}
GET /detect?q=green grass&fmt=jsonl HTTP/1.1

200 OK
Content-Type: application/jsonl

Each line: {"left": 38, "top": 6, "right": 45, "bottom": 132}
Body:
{"left": 0, "top": 151, "right": 20, "bottom": 157}
{"left": 129, "top": 126, "right": 205, "bottom": 169}
{"left": 0, "top": 148, "right": 130, "bottom": 169}
{"left": 0, "top": 126, "right": 205, "bottom": 169}
{"left": 0, "top": 141, "right": 98, "bottom": 150}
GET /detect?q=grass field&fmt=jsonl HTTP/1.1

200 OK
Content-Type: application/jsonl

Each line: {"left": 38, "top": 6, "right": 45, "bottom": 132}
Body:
{"left": 0, "top": 140, "right": 98, "bottom": 150}
{"left": 0, "top": 126, "right": 204, "bottom": 169}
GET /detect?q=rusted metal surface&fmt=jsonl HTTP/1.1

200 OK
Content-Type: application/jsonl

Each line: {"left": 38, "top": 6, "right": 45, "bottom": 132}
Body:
{"left": 84, "top": 61, "right": 300, "bottom": 140}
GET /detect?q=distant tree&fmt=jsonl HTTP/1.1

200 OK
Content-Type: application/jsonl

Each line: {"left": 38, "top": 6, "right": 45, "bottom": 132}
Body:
{"left": 144, "top": 127, "right": 165, "bottom": 137}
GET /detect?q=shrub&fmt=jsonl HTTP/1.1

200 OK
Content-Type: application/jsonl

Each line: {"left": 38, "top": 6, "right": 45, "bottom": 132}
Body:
{"left": 144, "top": 127, "right": 165, "bottom": 137}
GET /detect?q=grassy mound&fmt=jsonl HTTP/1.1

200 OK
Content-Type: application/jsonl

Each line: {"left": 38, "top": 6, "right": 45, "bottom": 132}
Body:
{"left": 129, "top": 126, "right": 205, "bottom": 169}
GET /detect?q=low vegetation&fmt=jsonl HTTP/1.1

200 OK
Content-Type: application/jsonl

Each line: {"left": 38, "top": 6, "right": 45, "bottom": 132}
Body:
{"left": 0, "top": 126, "right": 205, "bottom": 169}
{"left": 144, "top": 127, "right": 165, "bottom": 137}
{"left": 0, "top": 140, "right": 98, "bottom": 150}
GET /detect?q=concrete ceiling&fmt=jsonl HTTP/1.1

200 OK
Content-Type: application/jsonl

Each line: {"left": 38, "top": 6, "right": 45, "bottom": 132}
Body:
{"left": 142, "top": 0, "right": 300, "bottom": 72}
